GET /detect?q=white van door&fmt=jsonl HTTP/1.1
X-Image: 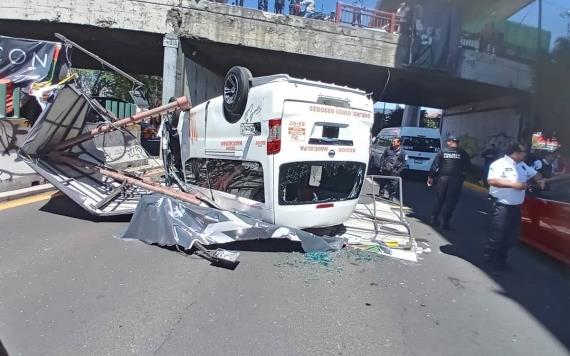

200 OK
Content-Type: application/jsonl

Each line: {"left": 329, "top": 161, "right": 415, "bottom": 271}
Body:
{"left": 203, "top": 98, "right": 250, "bottom": 157}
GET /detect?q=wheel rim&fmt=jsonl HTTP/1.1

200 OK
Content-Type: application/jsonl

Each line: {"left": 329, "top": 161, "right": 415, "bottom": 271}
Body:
{"left": 224, "top": 73, "right": 239, "bottom": 105}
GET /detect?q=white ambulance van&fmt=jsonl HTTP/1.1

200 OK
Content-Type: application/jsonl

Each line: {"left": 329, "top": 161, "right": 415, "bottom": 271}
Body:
{"left": 371, "top": 126, "right": 441, "bottom": 172}
{"left": 163, "top": 67, "right": 374, "bottom": 229}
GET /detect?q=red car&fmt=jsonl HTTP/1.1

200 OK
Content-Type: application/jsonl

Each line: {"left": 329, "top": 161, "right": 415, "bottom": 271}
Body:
{"left": 521, "top": 176, "right": 570, "bottom": 265}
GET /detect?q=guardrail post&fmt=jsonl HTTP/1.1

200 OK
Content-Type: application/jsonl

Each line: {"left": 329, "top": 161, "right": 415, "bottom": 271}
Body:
{"left": 13, "top": 87, "right": 21, "bottom": 118}
{"left": 0, "top": 84, "right": 6, "bottom": 119}
{"left": 118, "top": 101, "right": 125, "bottom": 118}
{"left": 111, "top": 100, "right": 118, "bottom": 117}
{"left": 390, "top": 13, "right": 396, "bottom": 33}
{"left": 105, "top": 99, "right": 112, "bottom": 113}
{"left": 367, "top": 174, "right": 412, "bottom": 249}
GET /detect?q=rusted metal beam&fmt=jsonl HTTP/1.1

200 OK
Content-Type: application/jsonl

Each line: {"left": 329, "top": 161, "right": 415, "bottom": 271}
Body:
{"left": 50, "top": 153, "right": 202, "bottom": 206}
{"left": 55, "top": 96, "right": 191, "bottom": 151}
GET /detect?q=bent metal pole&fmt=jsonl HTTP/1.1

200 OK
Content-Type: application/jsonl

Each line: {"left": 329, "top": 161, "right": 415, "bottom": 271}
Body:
{"left": 50, "top": 154, "right": 202, "bottom": 206}
{"left": 54, "top": 96, "right": 192, "bottom": 151}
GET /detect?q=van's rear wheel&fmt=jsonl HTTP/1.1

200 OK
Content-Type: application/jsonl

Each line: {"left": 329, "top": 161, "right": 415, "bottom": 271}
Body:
{"left": 223, "top": 66, "right": 252, "bottom": 123}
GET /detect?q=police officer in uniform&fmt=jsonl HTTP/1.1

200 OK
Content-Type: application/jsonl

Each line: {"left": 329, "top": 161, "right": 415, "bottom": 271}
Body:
{"left": 378, "top": 137, "right": 406, "bottom": 201}
{"left": 532, "top": 151, "right": 555, "bottom": 178}
{"left": 427, "top": 136, "right": 471, "bottom": 230}
{"left": 485, "top": 142, "right": 545, "bottom": 272}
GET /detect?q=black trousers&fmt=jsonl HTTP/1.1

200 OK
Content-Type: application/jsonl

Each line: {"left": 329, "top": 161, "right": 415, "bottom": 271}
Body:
{"left": 431, "top": 175, "right": 464, "bottom": 223}
{"left": 484, "top": 202, "right": 521, "bottom": 264}
{"left": 378, "top": 170, "right": 399, "bottom": 199}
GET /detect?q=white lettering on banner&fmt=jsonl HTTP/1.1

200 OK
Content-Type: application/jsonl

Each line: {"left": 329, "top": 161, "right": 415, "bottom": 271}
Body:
{"left": 32, "top": 53, "right": 48, "bottom": 69}
{"left": 0, "top": 48, "right": 50, "bottom": 69}
{"left": 9, "top": 49, "right": 26, "bottom": 65}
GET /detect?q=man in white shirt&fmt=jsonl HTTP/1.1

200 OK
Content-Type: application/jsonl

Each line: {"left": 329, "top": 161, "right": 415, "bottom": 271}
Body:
{"left": 485, "top": 142, "right": 545, "bottom": 273}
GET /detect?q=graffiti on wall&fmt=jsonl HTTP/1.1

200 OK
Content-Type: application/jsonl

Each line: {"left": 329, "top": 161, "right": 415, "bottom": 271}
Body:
{"left": 456, "top": 134, "right": 479, "bottom": 158}
{"left": 444, "top": 130, "right": 515, "bottom": 164}
{"left": 485, "top": 132, "right": 514, "bottom": 155}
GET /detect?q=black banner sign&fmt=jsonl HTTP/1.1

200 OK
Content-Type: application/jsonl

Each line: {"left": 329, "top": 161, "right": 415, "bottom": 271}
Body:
{"left": 409, "top": 2, "right": 460, "bottom": 71}
{"left": 0, "top": 36, "right": 58, "bottom": 86}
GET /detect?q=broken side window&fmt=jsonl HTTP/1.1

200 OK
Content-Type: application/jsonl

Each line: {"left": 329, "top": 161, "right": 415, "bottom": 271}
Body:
{"left": 184, "top": 158, "right": 265, "bottom": 203}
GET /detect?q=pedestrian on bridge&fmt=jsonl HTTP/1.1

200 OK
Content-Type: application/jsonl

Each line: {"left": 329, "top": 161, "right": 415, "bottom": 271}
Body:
{"left": 351, "top": 0, "right": 363, "bottom": 27}
{"left": 258, "top": 0, "right": 268, "bottom": 11}
{"left": 427, "top": 135, "right": 471, "bottom": 230}
{"left": 275, "top": 0, "right": 285, "bottom": 13}
{"left": 485, "top": 142, "right": 546, "bottom": 272}
{"left": 301, "top": 0, "right": 315, "bottom": 17}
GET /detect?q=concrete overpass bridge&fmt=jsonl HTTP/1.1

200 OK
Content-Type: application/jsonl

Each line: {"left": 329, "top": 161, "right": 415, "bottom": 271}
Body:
{"left": 0, "top": 0, "right": 531, "bottom": 109}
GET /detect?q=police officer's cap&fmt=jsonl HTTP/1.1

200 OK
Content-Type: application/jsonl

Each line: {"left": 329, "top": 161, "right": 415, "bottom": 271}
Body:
{"left": 446, "top": 135, "right": 459, "bottom": 142}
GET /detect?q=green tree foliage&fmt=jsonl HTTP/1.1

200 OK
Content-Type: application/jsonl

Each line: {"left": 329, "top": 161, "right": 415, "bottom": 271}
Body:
{"left": 533, "top": 37, "right": 570, "bottom": 146}
{"left": 372, "top": 107, "right": 404, "bottom": 135}
{"left": 419, "top": 109, "right": 441, "bottom": 129}
{"left": 75, "top": 69, "right": 162, "bottom": 108}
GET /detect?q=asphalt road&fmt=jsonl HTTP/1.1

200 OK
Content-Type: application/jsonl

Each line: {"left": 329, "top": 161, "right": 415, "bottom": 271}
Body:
{"left": 1, "top": 179, "right": 569, "bottom": 356}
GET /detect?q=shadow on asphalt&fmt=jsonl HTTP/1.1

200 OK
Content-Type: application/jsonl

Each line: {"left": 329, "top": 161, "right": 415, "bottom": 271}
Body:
{"left": 157, "top": 239, "right": 304, "bottom": 255}
{"left": 0, "top": 339, "right": 8, "bottom": 356}
{"left": 39, "top": 195, "right": 132, "bottom": 223}
{"left": 402, "top": 175, "right": 570, "bottom": 350}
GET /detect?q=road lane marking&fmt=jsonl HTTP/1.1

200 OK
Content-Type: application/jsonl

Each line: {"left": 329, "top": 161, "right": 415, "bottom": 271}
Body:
{"left": 0, "top": 191, "right": 62, "bottom": 211}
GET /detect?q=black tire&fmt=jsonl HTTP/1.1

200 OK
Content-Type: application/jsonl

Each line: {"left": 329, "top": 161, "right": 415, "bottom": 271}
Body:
{"left": 223, "top": 66, "right": 252, "bottom": 123}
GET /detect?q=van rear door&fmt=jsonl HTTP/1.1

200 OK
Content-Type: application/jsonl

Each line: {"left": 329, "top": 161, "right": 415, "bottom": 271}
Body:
{"left": 273, "top": 101, "right": 371, "bottom": 214}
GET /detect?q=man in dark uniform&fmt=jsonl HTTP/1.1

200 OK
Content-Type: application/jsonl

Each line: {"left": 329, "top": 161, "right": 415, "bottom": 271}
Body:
{"left": 427, "top": 136, "right": 471, "bottom": 230}
{"left": 532, "top": 151, "right": 556, "bottom": 178}
{"left": 481, "top": 143, "right": 499, "bottom": 186}
{"left": 378, "top": 137, "right": 406, "bottom": 201}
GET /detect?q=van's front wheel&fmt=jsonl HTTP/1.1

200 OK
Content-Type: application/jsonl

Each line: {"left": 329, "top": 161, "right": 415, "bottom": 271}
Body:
{"left": 223, "top": 66, "right": 252, "bottom": 123}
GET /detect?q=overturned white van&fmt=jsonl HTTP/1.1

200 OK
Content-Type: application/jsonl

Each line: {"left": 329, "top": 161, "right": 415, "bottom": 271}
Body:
{"left": 163, "top": 67, "right": 374, "bottom": 229}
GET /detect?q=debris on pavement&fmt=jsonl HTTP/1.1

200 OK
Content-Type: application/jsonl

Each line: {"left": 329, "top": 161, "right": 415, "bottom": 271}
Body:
{"left": 119, "top": 194, "right": 345, "bottom": 254}
{"left": 304, "top": 251, "right": 334, "bottom": 266}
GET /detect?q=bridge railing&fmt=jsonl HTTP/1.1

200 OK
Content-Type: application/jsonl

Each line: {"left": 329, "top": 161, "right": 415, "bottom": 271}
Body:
{"left": 335, "top": 2, "right": 400, "bottom": 33}
{"left": 0, "top": 83, "right": 21, "bottom": 119}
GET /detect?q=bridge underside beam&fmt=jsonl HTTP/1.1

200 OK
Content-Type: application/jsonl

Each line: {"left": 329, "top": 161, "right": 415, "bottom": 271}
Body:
{"left": 0, "top": 19, "right": 525, "bottom": 109}
{"left": 183, "top": 38, "right": 527, "bottom": 108}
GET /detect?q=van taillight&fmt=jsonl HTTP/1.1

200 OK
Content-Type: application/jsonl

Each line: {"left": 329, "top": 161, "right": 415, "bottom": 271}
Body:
{"left": 267, "top": 119, "right": 281, "bottom": 155}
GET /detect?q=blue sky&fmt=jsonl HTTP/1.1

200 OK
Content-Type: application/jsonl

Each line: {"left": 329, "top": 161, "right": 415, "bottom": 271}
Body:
{"left": 509, "top": 0, "right": 570, "bottom": 48}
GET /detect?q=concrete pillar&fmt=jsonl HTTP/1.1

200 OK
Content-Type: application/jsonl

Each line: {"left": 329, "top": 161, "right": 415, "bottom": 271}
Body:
{"left": 162, "top": 34, "right": 179, "bottom": 105}
{"left": 401, "top": 105, "right": 420, "bottom": 127}
{"left": 183, "top": 57, "right": 224, "bottom": 106}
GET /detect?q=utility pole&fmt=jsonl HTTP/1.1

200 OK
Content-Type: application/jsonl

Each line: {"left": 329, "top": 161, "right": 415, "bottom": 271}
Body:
{"left": 537, "top": 0, "right": 543, "bottom": 55}
{"left": 561, "top": 10, "right": 570, "bottom": 37}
